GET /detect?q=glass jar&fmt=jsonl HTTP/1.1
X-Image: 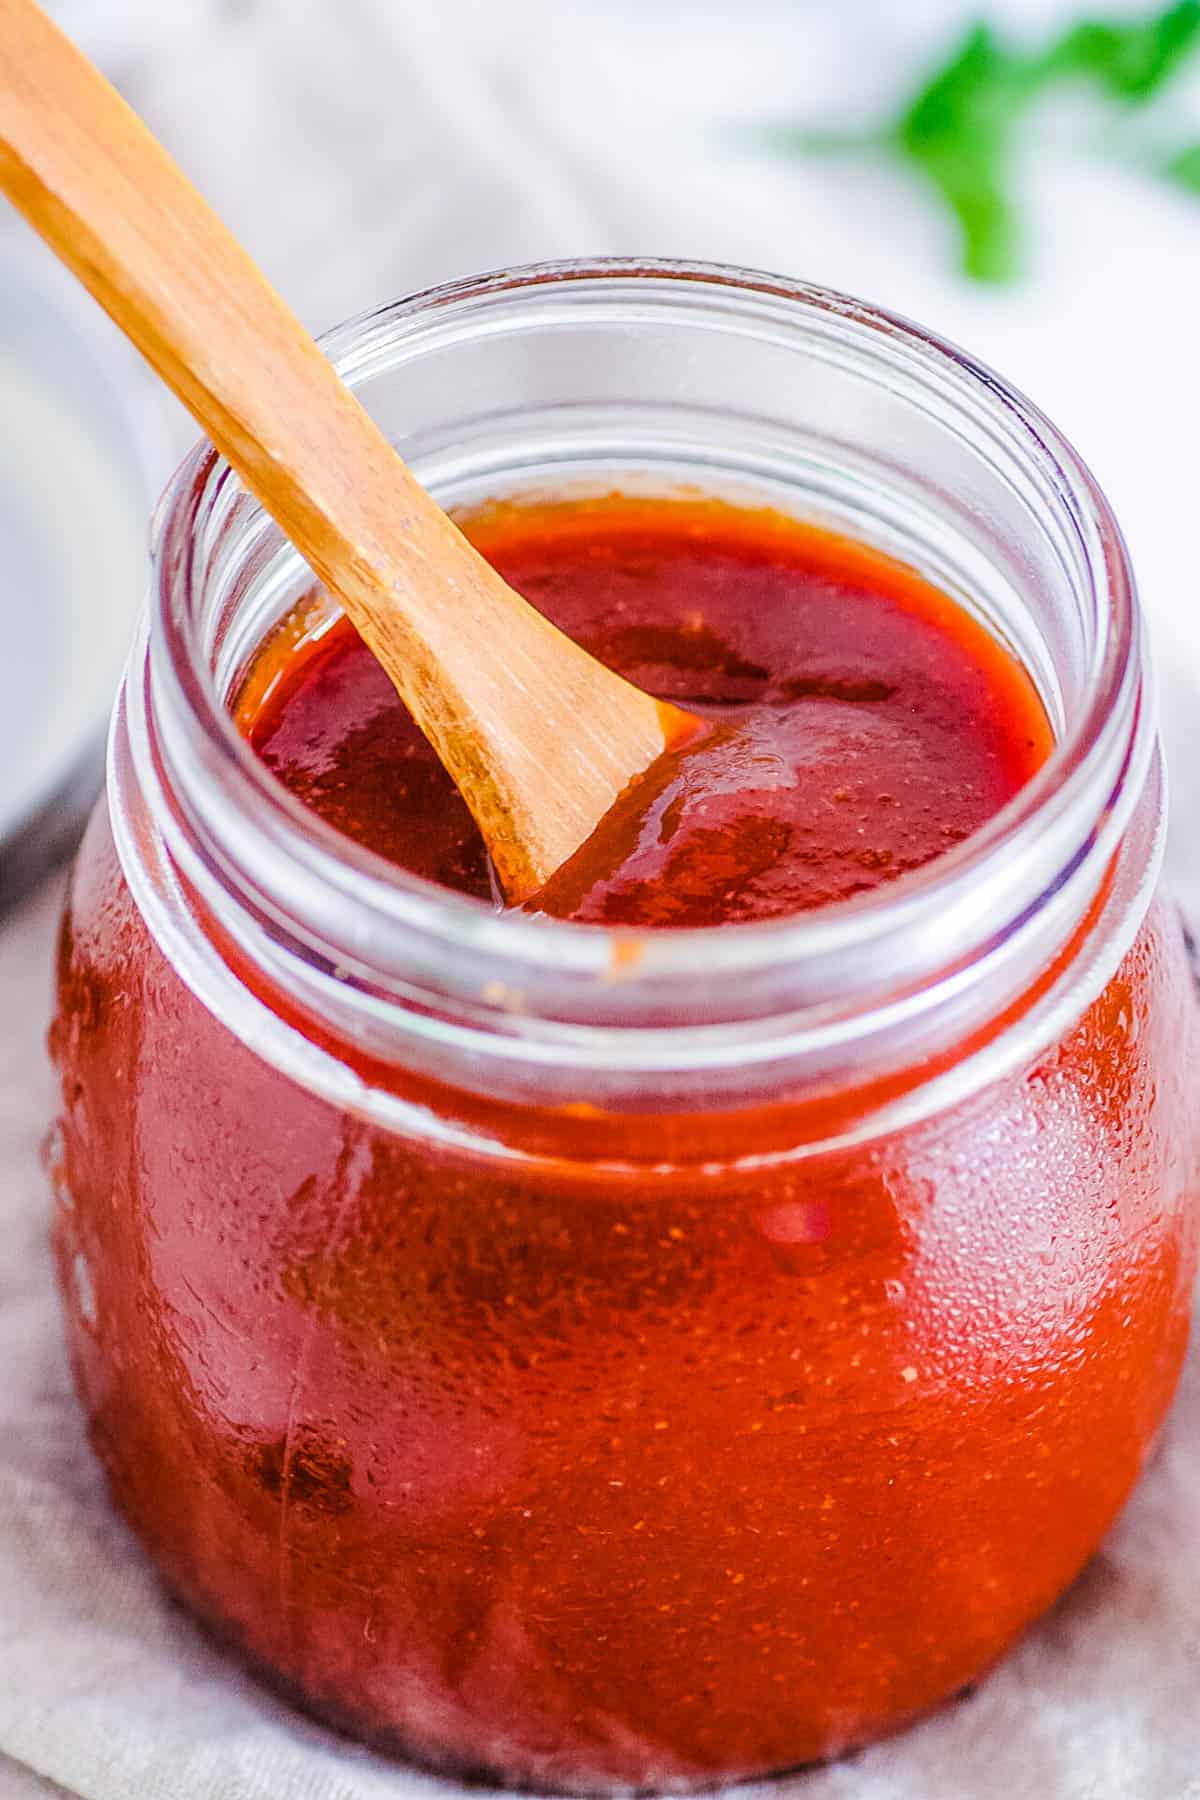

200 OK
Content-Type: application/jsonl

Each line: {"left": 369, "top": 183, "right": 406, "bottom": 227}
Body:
{"left": 49, "top": 261, "right": 1200, "bottom": 1794}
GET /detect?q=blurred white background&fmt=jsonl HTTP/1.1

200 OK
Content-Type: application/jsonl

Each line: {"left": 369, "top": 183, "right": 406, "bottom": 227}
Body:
{"left": 48, "top": 0, "right": 1200, "bottom": 679}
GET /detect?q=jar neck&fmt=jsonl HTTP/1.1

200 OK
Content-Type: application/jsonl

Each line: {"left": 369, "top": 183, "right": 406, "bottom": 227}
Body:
{"left": 109, "top": 260, "right": 1160, "bottom": 1155}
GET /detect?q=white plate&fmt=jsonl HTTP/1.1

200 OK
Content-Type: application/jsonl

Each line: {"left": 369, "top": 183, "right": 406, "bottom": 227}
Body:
{"left": 0, "top": 229, "right": 168, "bottom": 910}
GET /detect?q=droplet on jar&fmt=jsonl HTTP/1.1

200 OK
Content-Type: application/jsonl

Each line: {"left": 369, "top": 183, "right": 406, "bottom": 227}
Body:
{"left": 73, "top": 1251, "right": 97, "bottom": 1327}
{"left": 756, "top": 1201, "right": 831, "bottom": 1246}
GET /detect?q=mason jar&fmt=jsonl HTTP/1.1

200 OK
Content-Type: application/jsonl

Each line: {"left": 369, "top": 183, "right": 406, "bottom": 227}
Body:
{"left": 48, "top": 260, "right": 1200, "bottom": 1794}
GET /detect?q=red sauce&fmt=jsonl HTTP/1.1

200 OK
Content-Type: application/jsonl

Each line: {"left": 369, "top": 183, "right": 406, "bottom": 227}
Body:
{"left": 49, "top": 493, "right": 1198, "bottom": 1794}
{"left": 248, "top": 497, "right": 1052, "bottom": 924}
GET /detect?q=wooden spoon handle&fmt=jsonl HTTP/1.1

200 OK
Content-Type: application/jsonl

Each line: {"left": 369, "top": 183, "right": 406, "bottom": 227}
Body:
{"left": 0, "top": 0, "right": 689, "bottom": 901}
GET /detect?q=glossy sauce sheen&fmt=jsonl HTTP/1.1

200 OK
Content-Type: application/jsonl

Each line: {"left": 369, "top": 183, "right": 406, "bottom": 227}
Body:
{"left": 246, "top": 497, "right": 1053, "bottom": 922}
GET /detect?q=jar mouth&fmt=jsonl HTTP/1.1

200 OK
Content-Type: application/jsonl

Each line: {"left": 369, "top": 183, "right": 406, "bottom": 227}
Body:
{"left": 130, "top": 257, "right": 1155, "bottom": 1111}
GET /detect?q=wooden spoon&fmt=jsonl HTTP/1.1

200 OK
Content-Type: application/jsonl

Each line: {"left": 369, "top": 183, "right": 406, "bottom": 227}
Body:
{"left": 0, "top": 0, "right": 696, "bottom": 903}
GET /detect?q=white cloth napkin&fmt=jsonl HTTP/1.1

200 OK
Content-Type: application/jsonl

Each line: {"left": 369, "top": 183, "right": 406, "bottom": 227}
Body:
{"left": 4, "top": 2, "right": 1200, "bottom": 1795}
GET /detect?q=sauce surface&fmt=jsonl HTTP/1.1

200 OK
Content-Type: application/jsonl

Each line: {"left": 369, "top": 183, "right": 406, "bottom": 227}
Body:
{"left": 246, "top": 496, "right": 1053, "bottom": 925}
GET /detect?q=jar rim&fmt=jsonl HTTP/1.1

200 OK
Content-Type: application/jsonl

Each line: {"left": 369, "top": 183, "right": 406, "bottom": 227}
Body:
{"left": 129, "top": 257, "right": 1154, "bottom": 1120}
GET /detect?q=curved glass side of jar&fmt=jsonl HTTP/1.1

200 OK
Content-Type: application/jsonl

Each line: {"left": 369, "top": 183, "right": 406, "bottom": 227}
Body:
{"left": 51, "top": 807, "right": 1199, "bottom": 1790}
{"left": 48, "top": 264, "right": 1200, "bottom": 1793}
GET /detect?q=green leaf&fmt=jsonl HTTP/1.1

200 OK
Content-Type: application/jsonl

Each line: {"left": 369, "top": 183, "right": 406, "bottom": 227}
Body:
{"left": 1045, "top": 0, "right": 1200, "bottom": 98}
{"left": 922, "top": 158, "right": 1022, "bottom": 283}
{"left": 1164, "top": 140, "right": 1200, "bottom": 188}
{"left": 896, "top": 24, "right": 1040, "bottom": 158}
{"left": 759, "top": 2, "right": 1200, "bottom": 284}
{"left": 894, "top": 24, "right": 1038, "bottom": 282}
